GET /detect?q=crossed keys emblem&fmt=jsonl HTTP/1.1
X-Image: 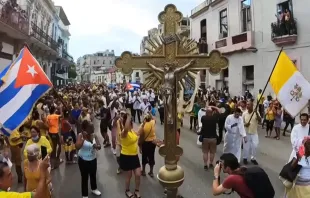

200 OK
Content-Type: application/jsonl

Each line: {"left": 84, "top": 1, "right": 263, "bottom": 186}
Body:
{"left": 290, "top": 83, "right": 302, "bottom": 102}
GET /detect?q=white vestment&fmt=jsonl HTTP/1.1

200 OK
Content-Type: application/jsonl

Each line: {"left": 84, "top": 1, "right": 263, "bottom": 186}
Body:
{"left": 289, "top": 124, "right": 309, "bottom": 162}
{"left": 223, "top": 114, "right": 246, "bottom": 162}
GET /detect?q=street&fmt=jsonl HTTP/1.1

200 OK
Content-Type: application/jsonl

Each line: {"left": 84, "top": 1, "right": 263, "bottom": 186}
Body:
{"left": 12, "top": 115, "right": 290, "bottom": 198}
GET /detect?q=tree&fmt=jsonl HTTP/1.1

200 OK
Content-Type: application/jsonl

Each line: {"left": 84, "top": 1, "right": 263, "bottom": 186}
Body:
{"left": 68, "top": 64, "right": 77, "bottom": 79}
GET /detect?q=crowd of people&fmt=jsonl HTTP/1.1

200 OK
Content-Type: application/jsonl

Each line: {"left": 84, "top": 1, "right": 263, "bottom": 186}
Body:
{"left": 0, "top": 83, "right": 309, "bottom": 198}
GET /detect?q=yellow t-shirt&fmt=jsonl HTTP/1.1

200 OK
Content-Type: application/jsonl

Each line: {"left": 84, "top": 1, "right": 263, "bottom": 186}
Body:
{"left": 23, "top": 136, "right": 52, "bottom": 158}
{"left": 142, "top": 120, "right": 156, "bottom": 142}
{"left": 229, "top": 102, "right": 235, "bottom": 110}
{"left": 257, "top": 94, "right": 265, "bottom": 105}
{"left": 0, "top": 191, "right": 33, "bottom": 198}
{"left": 9, "top": 130, "right": 23, "bottom": 146}
{"left": 120, "top": 130, "right": 138, "bottom": 156}
{"left": 265, "top": 109, "right": 275, "bottom": 121}
{"left": 243, "top": 111, "right": 259, "bottom": 135}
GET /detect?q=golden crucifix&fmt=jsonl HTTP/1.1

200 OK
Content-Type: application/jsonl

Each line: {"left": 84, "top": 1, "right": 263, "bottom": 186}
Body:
{"left": 115, "top": 4, "right": 229, "bottom": 198}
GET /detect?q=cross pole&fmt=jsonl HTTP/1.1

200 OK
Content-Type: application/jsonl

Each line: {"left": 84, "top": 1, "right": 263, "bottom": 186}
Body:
{"left": 115, "top": 4, "right": 229, "bottom": 198}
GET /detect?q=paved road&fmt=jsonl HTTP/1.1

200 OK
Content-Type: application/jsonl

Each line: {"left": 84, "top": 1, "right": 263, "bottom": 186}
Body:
{"left": 13, "top": 115, "right": 291, "bottom": 198}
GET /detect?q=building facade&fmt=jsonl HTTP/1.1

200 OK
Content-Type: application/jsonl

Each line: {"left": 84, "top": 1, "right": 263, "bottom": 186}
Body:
{"left": 76, "top": 50, "right": 125, "bottom": 84}
{"left": 0, "top": 0, "right": 73, "bottom": 86}
{"left": 190, "top": 0, "right": 306, "bottom": 97}
{"left": 0, "top": 0, "right": 30, "bottom": 71}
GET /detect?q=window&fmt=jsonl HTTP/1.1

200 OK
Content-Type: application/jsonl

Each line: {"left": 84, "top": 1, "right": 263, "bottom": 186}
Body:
{"left": 200, "top": 19, "right": 206, "bottom": 39}
{"left": 241, "top": 0, "right": 252, "bottom": 32}
{"left": 245, "top": 65, "right": 254, "bottom": 80}
{"left": 135, "top": 72, "right": 139, "bottom": 77}
{"left": 223, "top": 68, "right": 228, "bottom": 78}
{"left": 103, "top": 60, "right": 105, "bottom": 64}
{"left": 219, "top": 9, "right": 228, "bottom": 38}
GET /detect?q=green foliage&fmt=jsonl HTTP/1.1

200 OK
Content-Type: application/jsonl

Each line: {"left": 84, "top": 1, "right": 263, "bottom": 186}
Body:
{"left": 68, "top": 64, "right": 77, "bottom": 79}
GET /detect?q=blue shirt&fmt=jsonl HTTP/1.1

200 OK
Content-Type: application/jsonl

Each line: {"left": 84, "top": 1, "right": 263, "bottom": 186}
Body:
{"left": 78, "top": 139, "right": 96, "bottom": 161}
{"left": 71, "top": 109, "right": 81, "bottom": 120}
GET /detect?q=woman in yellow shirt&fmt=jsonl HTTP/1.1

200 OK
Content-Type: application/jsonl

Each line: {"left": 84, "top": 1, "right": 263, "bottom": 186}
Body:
{"left": 120, "top": 113, "right": 141, "bottom": 198}
{"left": 24, "top": 144, "right": 51, "bottom": 198}
{"left": 138, "top": 114, "right": 156, "bottom": 177}
{"left": 24, "top": 126, "right": 52, "bottom": 158}
{"left": 265, "top": 102, "right": 276, "bottom": 138}
{"left": 9, "top": 126, "right": 26, "bottom": 183}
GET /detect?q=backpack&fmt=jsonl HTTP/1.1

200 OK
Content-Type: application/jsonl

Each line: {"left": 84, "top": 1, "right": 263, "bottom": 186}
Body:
{"left": 242, "top": 166, "right": 275, "bottom": 198}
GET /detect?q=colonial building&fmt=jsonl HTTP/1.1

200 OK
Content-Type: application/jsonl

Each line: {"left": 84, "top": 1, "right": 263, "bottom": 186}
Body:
{"left": 0, "top": 0, "right": 73, "bottom": 86}
{"left": 0, "top": 0, "right": 29, "bottom": 71}
{"left": 190, "top": 0, "right": 305, "bottom": 97}
{"left": 76, "top": 50, "right": 124, "bottom": 84}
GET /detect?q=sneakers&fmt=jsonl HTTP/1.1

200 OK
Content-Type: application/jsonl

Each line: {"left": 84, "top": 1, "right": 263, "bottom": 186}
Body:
{"left": 91, "top": 189, "right": 101, "bottom": 196}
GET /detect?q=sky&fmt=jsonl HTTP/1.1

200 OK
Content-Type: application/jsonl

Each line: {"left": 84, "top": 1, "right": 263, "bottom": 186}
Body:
{"left": 53, "top": 0, "right": 202, "bottom": 61}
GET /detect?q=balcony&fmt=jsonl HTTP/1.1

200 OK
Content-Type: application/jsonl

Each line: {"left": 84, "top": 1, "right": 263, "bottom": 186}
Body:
{"left": 191, "top": 0, "right": 224, "bottom": 18}
{"left": 31, "top": 22, "right": 59, "bottom": 51}
{"left": 271, "top": 20, "right": 297, "bottom": 46}
{"left": 0, "top": 0, "right": 29, "bottom": 38}
{"left": 62, "top": 50, "right": 74, "bottom": 63}
{"left": 214, "top": 31, "right": 254, "bottom": 54}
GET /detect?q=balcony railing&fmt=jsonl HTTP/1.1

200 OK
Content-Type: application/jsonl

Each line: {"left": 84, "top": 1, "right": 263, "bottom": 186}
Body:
{"left": 62, "top": 50, "right": 74, "bottom": 63}
{"left": 31, "top": 22, "right": 59, "bottom": 51}
{"left": 271, "top": 19, "right": 297, "bottom": 45}
{"left": 0, "top": 0, "right": 29, "bottom": 34}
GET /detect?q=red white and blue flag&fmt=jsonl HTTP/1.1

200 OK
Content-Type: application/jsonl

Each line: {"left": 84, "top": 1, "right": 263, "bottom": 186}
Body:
{"left": 0, "top": 47, "right": 52, "bottom": 136}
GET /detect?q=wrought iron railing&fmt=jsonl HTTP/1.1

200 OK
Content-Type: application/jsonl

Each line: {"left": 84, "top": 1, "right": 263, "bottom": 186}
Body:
{"left": 62, "top": 50, "right": 74, "bottom": 62}
{"left": 0, "top": 0, "right": 29, "bottom": 34}
{"left": 271, "top": 19, "right": 297, "bottom": 39}
{"left": 31, "top": 22, "right": 59, "bottom": 51}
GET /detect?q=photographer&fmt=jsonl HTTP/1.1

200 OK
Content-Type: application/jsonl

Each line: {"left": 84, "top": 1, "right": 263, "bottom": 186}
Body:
{"left": 212, "top": 153, "right": 254, "bottom": 197}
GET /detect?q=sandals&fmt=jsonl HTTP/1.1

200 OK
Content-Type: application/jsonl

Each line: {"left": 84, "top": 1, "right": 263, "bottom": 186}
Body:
{"left": 125, "top": 190, "right": 134, "bottom": 198}
{"left": 134, "top": 189, "right": 141, "bottom": 198}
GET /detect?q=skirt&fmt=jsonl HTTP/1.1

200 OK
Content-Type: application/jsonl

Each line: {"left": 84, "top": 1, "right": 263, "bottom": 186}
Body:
{"left": 119, "top": 154, "right": 140, "bottom": 171}
{"left": 285, "top": 183, "right": 310, "bottom": 198}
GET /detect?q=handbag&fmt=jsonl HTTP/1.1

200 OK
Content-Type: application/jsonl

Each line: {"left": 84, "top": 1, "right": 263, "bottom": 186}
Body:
{"left": 279, "top": 158, "right": 302, "bottom": 189}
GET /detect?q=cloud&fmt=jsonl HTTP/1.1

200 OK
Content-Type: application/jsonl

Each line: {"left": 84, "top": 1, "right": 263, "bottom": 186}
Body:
{"left": 53, "top": 0, "right": 201, "bottom": 60}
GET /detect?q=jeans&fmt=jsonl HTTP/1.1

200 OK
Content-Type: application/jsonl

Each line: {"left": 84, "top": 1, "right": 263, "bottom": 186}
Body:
{"left": 78, "top": 157, "right": 97, "bottom": 196}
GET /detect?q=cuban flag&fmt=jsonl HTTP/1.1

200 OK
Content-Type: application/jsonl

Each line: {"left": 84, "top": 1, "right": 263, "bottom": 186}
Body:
{"left": 0, "top": 47, "right": 52, "bottom": 136}
{"left": 0, "top": 64, "right": 11, "bottom": 87}
{"left": 126, "top": 83, "right": 140, "bottom": 91}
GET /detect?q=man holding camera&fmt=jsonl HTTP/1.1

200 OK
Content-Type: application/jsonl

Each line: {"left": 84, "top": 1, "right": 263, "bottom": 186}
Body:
{"left": 212, "top": 153, "right": 254, "bottom": 197}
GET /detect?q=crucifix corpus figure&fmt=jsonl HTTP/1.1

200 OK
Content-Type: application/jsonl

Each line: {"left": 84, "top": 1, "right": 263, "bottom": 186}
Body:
{"left": 146, "top": 60, "right": 196, "bottom": 124}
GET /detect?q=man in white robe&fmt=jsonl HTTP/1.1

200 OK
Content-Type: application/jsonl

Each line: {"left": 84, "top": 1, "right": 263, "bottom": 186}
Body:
{"left": 223, "top": 108, "right": 247, "bottom": 162}
{"left": 289, "top": 113, "right": 309, "bottom": 161}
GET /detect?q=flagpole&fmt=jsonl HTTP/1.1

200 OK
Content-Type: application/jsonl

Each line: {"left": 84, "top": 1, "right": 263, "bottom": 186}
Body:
{"left": 247, "top": 47, "right": 283, "bottom": 123}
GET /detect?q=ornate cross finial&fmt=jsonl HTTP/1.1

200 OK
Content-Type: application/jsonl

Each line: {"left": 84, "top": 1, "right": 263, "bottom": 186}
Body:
{"left": 158, "top": 4, "right": 183, "bottom": 36}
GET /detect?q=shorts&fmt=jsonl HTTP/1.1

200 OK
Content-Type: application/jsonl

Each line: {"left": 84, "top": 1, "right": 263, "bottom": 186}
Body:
{"left": 202, "top": 138, "right": 217, "bottom": 154}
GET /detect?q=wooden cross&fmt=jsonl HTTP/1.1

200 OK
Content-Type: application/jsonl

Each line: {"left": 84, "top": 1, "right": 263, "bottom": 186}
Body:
{"left": 115, "top": 4, "right": 229, "bottom": 76}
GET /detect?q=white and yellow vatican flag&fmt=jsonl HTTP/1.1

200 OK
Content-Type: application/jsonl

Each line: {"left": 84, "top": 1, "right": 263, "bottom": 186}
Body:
{"left": 270, "top": 51, "right": 310, "bottom": 117}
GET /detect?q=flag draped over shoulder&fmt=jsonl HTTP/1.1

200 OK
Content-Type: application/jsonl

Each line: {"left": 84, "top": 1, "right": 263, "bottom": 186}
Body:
{"left": 0, "top": 47, "right": 52, "bottom": 136}
{"left": 0, "top": 64, "right": 11, "bottom": 87}
{"left": 269, "top": 51, "right": 310, "bottom": 117}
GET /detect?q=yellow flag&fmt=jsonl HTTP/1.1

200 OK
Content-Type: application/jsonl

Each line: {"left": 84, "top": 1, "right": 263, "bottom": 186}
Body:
{"left": 270, "top": 51, "right": 310, "bottom": 117}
